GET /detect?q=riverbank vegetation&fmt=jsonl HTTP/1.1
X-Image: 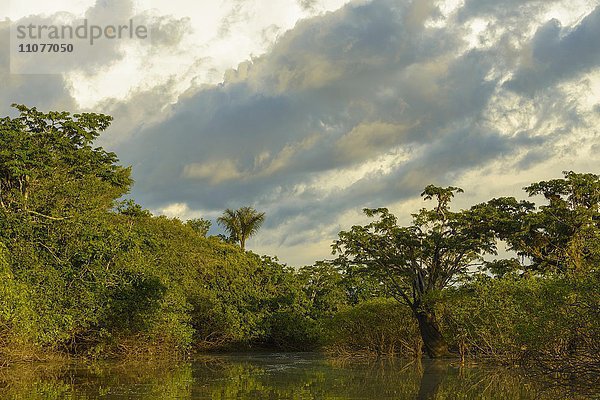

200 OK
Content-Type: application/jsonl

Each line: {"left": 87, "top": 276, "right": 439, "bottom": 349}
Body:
{"left": 0, "top": 106, "right": 598, "bottom": 384}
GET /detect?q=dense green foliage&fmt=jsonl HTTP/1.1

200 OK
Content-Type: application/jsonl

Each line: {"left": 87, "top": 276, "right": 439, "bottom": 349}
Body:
{"left": 0, "top": 105, "right": 597, "bottom": 388}
{"left": 475, "top": 171, "right": 600, "bottom": 274}
{"left": 329, "top": 171, "right": 598, "bottom": 363}
{"left": 0, "top": 106, "right": 315, "bottom": 357}
{"left": 440, "top": 272, "right": 600, "bottom": 364}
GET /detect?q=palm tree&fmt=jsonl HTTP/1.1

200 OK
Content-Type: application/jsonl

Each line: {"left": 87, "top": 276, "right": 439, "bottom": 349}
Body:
{"left": 217, "top": 206, "right": 265, "bottom": 251}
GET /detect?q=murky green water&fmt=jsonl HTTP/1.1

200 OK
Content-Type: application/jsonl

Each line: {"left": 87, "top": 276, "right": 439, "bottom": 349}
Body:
{"left": 0, "top": 353, "right": 596, "bottom": 399}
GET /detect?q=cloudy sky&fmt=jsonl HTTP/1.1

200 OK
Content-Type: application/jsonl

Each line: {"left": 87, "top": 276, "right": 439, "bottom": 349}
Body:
{"left": 2, "top": 0, "right": 599, "bottom": 266}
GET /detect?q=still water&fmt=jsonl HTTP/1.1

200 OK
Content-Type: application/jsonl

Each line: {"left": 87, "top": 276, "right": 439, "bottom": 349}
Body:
{"left": 0, "top": 353, "right": 596, "bottom": 399}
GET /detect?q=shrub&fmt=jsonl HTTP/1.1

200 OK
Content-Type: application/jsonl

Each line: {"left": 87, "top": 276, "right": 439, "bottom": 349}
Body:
{"left": 325, "top": 298, "right": 421, "bottom": 357}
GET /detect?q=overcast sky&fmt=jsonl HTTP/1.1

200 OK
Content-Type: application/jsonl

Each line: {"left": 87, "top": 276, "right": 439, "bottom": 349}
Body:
{"left": 2, "top": 0, "right": 599, "bottom": 266}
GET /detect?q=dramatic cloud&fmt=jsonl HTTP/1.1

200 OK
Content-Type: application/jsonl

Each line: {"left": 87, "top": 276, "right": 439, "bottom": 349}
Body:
{"left": 2, "top": 0, "right": 599, "bottom": 266}
{"left": 506, "top": 5, "right": 600, "bottom": 94}
{"left": 1, "top": 0, "right": 190, "bottom": 116}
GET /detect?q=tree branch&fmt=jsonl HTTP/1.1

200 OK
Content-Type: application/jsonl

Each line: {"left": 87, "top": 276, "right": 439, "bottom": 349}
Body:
{"left": 27, "top": 210, "right": 71, "bottom": 221}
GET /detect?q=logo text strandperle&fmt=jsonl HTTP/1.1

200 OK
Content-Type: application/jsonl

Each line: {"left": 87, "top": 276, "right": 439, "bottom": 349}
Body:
{"left": 15, "top": 19, "right": 148, "bottom": 45}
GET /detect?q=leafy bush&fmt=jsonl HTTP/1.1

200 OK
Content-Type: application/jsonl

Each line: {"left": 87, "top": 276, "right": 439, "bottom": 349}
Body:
{"left": 0, "top": 243, "right": 35, "bottom": 348}
{"left": 325, "top": 298, "right": 421, "bottom": 357}
{"left": 440, "top": 272, "right": 600, "bottom": 373}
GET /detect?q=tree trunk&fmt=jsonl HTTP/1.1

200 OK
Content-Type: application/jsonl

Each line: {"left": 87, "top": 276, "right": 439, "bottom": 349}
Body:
{"left": 415, "top": 310, "right": 450, "bottom": 358}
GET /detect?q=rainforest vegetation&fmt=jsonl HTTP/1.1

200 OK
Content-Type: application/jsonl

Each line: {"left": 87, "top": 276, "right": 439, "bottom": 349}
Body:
{"left": 0, "top": 105, "right": 598, "bottom": 381}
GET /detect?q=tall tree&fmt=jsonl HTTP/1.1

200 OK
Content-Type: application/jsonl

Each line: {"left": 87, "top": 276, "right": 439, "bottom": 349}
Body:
{"left": 217, "top": 206, "right": 265, "bottom": 250}
{"left": 480, "top": 171, "right": 600, "bottom": 274}
{"left": 332, "top": 186, "right": 496, "bottom": 358}
{"left": 0, "top": 104, "right": 131, "bottom": 218}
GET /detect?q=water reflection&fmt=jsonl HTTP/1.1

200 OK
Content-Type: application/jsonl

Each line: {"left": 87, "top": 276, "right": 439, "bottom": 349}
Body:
{"left": 0, "top": 353, "right": 594, "bottom": 399}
